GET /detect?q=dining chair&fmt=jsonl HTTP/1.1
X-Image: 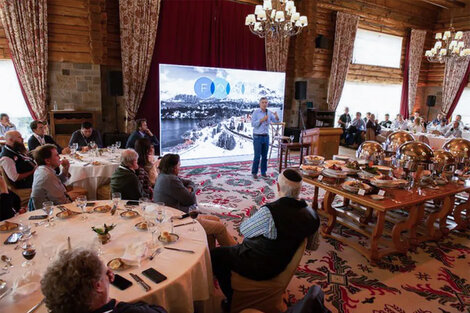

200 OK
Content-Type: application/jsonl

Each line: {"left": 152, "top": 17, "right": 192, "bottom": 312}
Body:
{"left": 0, "top": 166, "right": 31, "bottom": 208}
{"left": 269, "top": 122, "right": 289, "bottom": 160}
{"left": 230, "top": 239, "right": 307, "bottom": 313}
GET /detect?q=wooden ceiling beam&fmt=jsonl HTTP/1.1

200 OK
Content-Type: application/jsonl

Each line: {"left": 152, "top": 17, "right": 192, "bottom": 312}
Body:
{"left": 417, "top": 0, "right": 466, "bottom": 9}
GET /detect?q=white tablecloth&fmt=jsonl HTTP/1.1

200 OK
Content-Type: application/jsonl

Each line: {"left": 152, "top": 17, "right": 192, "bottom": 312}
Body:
{"left": 65, "top": 150, "right": 121, "bottom": 200}
{"left": 0, "top": 201, "right": 213, "bottom": 313}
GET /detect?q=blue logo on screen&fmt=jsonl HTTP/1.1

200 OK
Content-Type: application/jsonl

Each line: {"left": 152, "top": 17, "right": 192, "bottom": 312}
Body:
{"left": 194, "top": 77, "right": 231, "bottom": 99}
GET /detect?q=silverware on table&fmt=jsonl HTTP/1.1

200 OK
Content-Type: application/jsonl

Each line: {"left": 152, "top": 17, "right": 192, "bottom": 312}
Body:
{"left": 83, "top": 162, "right": 91, "bottom": 166}
{"left": 164, "top": 247, "right": 195, "bottom": 254}
{"left": 0, "top": 287, "right": 12, "bottom": 301}
{"left": 149, "top": 248, "right": 161, "bottom": 261}
{"left": 110, "top": 204, "right": 117, "bottom": 215}
{"left": 174, "top": 221, "right": 196, "bottom": 228}
{"left": 129, "top": 273, "right": 151, "bottom": 291}
{"left": 26, "top": 298, "right": 45, "bottom": 313}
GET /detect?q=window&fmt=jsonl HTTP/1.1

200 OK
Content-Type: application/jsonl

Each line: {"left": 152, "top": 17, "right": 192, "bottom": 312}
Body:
{"left": 0, "top": 60, "right": 33, "bottom": 139}
{"left": 352, "top": 29, "right": 403, "bottom": 68}
{"left": 335, "top": 81, "right": 402, "bottom": 124}
{"left": 451, "top": 88, "right": 470, "bottom": 124}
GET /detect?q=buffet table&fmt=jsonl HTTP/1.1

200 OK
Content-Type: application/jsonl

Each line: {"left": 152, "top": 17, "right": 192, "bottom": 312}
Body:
{"left": 63, "top": 150, "right": 122, "bottom": 199}
{"left": 304, "top": 176, "right": 470, "bottom": 263}
{"left": 0, "top": 201, "right": 213, "bottom": 313}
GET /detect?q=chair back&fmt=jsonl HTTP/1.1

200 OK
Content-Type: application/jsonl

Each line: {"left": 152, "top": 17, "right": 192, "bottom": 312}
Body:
{"left": 0, "top": 165, "right": 31, "bottom": 207}
{"left": 231, "top": 239, "right": 307, "bottom": 313}
{"left": 270, "top": 122, "right": 286, "bottom": 139}
{"left": 365, "top": 128, "right": 376, "bottom": 141}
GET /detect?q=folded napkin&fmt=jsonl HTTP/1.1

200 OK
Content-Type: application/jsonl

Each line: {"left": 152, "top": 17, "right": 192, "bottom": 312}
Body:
{"left": 12, "top": 272, "right": 40, "bottom": 299}
{"left": 121, "top": 242, "right": 148, "bottom": 267}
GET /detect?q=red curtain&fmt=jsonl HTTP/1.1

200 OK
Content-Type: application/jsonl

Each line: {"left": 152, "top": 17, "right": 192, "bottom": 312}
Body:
{"left": 137, "top": 0, "right": 266, "bottom": 136}
{"left": 445, "top": 61, "right": 470, "bottom": 120}
{"left": 400, "top": 32, "right": 411, "bottom": 119}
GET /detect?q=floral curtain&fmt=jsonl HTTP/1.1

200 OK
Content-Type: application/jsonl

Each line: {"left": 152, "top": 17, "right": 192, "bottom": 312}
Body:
{"left": 408, "top": 29, "right": 426, "bottom": 114}
{"left": 265, "top": 0, "right": 290, "bottom": 72}
{"left": 327, "top": 12, "right": 359, "bottom": 112}
{"left": 442, "top": 31, "right": 470, "bottom": 116}
{"left": 0, "top": 0, "right": 48, "bottom": 121}
{"left": 119, "top": 0, "right": 161, "bottom": 132}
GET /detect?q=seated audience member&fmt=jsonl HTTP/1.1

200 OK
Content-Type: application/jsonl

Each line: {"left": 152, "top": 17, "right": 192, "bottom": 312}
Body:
{"left": 363, "top": 112, "right": 371, "bottom": 123}
{"left": 444, "top": 121, "right": 463, "bottom": 138}
{"left": 0, "top": 171, "right": 20, "bottom": 221}
{"left": 135, "top": 138, "right": 157, "bottom": 199}
{"left": 409, "top": 117, "right": 425, "bottom": 133}
{"left": 110, "top": 149, "right": 144, "bottom": 200}
{"left": 345, "top": 112, "right": 366, "bottom": 146}
{"left": 211, "top": 169, "right": 320, "bottom": 305}
{"left": 41, "top": 248, "right": 167, "bottom": 313}
{"left": 392, "top": 114, "right": 407, "bottom": 130}
{"left": 27, "top": 120, "right": 70, "bottom": 154}
{"left": 69, "top": 122, "right": 103, "bottom": 150}
{"left": 454, "top": 114, "right": 464, "bottom": 129}
{"left": 0, "top": 131, "right": 36, "bottom": 188}
{"left": 126, "top": 118, "right": 159, "bottom": 152}
{"left": 426, "top": 119, "right": 439, "bottom": 132}
{"left": 366, "top": 113, "right": 381, "bottom": 135}
{"left": 432, "top": 113, "right": 446, "bottom": 125}
{"left": 409, "top": 111, "right": 420, "bottom": 123}
{"left": 436, "top": 119, "right": 449, "bottom": 134}
{"left": 0, "top": 113, "right": 16, "bottom": 139}
{"left": 379, "top": 114, "right": 392, "bottom": 128}
{"left": 153, "top": 154, "right": 236, "bottom": 249}
{"left": 30, "top": 144, "right": 71, "bottom": 210}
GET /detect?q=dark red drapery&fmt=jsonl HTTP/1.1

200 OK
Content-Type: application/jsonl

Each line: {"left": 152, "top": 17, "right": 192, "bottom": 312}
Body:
{"left": 400, "top": 31, "right": 411, "bottom": 120}
{"left": 137, "top": 0, "right": 266, "bottom": 136}
{"left": 445, "top": 61, "right": 470, "bottom": 120}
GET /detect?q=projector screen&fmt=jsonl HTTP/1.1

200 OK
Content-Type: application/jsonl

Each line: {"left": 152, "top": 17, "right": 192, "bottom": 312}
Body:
{"left": 159, "top": 64, "right": 286, "bottom": 160}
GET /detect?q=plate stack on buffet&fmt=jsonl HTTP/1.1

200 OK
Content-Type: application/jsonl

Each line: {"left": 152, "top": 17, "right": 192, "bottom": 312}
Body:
{"left": 322, "top": 165, "right": 348, "bottom": 179}
{"left": 304, "top": 155, "right": 325, "bottom": 165}
{"left": 369, "top": 177, "right": 408, "bottom": 188}
{"left": 300, "top": 164, "right": 323, "bottom": 177}
{"left": 341, "top": 180, "right": 372, "bottom": 193}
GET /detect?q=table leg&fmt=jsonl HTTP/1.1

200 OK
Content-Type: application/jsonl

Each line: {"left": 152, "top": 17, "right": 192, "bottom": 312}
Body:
{"left": 391, "top": 205, "right": 421, "bottom": 253}
{"left": 278, "top": 147, "right": 283, "bottom": 173}
{"left": 426, "top": 195, "right": 453, "bottom": 240}
{"left": 453, "top": 192, "right": 470, "bottom": 230}
{"left": 300, "top": 145, "right": 304, "bottom": 166}
{"left": 321, "top": 191, "right": 337, "bottom": 236}
{"left": 360, "top": 207, "right": 374, "bottom": 225}
{"left": 285, "top": 148, "right": 289, "bottom": 169}
{"left": 312, "top": 186, "right": 319, "bottom": 211}
{"left": 371, "top": 211, "right": 386, "bottom": 262}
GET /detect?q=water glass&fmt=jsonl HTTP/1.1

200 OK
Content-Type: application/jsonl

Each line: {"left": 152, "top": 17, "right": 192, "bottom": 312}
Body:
{"left": 76, "top": 195, "right": 87, "bottom": 220}
{"left": 112, "top": 192, "right": 121, "bottom": 208}
{"left": 69, "top": 145, "right": 76, "bottom": 155}
{"left": 139, "top": 197, "right": 149, "bottom": 215}
{"left": 19, "top": 223, "right": 32, "bottom": 241}
{"left": 116, "top": 141, "right": 121, "bottom": 149}
{"left": 42, "top": 201, "right": 54, "bottom": 227}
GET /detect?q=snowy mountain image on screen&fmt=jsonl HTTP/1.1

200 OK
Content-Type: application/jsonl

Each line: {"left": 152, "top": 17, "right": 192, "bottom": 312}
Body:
{"left": 159, "top": 64, "right": 286, "bottom": 161}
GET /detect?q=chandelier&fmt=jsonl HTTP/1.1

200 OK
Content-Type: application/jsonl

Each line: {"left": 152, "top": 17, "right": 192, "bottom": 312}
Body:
{"left": 245, "top": 0, "right": 308, "bottom": 38}
{"left": 425, "top": 27, "right": 470, "bottom": 63}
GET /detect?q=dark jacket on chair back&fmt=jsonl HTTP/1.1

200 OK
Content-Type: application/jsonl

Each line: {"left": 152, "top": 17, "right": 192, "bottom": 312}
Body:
{"left": 240, "top": 197, "right": 319, "bottom": 280}
{"left": 0, "top": 146, "right": 35, "bottom": 188}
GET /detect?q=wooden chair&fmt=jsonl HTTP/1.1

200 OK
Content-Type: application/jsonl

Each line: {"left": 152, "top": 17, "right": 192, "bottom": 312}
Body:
{"left": 66, "top": 185, "right": 88, "bottom": 201}
{"left": 0, "top": 166, "right": 31, "bottom": 207}
{"left": 268, "top": 122, "right": 289, "bottom": 160}
{"left": 97, "top": 183, "right": 111, "bottom": 200}
{"left": 230, "top": 240, "right": 307, "bottom": 313}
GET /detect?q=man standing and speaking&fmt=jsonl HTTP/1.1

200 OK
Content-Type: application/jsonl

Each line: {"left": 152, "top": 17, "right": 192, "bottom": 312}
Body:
{"left": 251, "top": 97, "right": 279, "bottom": 179}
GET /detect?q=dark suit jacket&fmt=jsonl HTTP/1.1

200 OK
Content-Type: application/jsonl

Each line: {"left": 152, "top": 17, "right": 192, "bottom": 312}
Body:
{"left": 28, "top": 135, "right": 63, "bottom": 153}
{"left": 126, "top": 131, "right": 159, "bottom": 152}
{"left": 110, "top": 165, "right": 143, "bottom": 200}
{"left": 69, "top": 129, "right": 103, "bottom": 149}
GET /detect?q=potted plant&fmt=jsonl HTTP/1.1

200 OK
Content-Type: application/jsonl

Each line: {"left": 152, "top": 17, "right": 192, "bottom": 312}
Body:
{"left": 92, "top": 224, "right": 116, "bottom": 244}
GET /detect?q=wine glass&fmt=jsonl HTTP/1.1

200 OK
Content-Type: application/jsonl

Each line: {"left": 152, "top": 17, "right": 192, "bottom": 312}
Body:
{"left": 116, "top": 141, "right": 121, "bottom": 149}
{"left": 42, "top": 201, "right": 54, "bottom": 227}
{"left": 112, "top": 192, "right": 121, "bottom": 208}
{"left": 139, "top": 197, "right": 149, "bottom": 216}
{"left": 69, "top": 145, "right": 76, "bottom": 155}
{"left": 289, "top": 135, "right": 295, "bottom": 143}
{"left": 76, "top": 195, "right": 87, "bottom": 220}
{"left": 188, "top": 205, "right": 199, "bottom": 232}
{"left": 155, "top": 202, "right": 165, "bottom": 224}
{"left": 22, "top": 244, "right": 36, "bottom": 267}
{"left": 73, "top": 143, "right": 79, "bottom": 152}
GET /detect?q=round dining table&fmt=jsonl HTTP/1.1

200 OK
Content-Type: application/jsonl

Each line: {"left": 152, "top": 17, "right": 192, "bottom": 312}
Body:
{"left": 64, "top": 149, "right": 122, "bottom": 200}
{"left": 0, "top": 201, "right": 213, "bottom": 313}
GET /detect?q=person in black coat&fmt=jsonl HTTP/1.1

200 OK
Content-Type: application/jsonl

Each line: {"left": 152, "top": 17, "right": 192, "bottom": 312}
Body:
{"left": 27, "top": 120, "right": 70, "bottom": 154}
{"left": 69, "top": 122, "right": 103, "bottom": 150}
{"left": 125, "top": 119, "right": 159, "bottom": 153}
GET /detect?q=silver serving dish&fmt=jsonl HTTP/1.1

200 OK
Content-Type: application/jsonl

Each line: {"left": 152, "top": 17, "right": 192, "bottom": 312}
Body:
{"left": 383, "top": 131, "right": 415, "bottom": 153}
{"left": 443, "top": 138, "right": 470, "bottom": 167}
{"left": 356, "top": 141, "right": 384, "bottom": 163}
{"left": 395, "top": 141, "right": 433, "bottom": 171}
{"left": 432, "top": 149, "right": 456, "bottom": 174}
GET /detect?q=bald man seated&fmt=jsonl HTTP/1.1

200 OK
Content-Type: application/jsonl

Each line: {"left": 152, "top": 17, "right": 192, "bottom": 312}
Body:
{"left": 0, "top": 131, "right": 37, "bottom": 188}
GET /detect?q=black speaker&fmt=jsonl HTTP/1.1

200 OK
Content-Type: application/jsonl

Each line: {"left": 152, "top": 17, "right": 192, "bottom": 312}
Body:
{"left": 426, "top": 95, "right": 436, "bottom": 107}
{"left": 295, "top": 81, "right": 307, "bottom": 100}
{"left": 315, "top": 35, "right": 330, "bottom": 49}
{"left": 107, "top": 71, "right": 123, "bottom": 96}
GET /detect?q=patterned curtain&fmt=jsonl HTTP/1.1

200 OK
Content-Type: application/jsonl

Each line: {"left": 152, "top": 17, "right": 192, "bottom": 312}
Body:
{"left": 327, "top": 12, "right": 359, "bottom": 112}
{"left": 119, "top": 0, "right": 161, "bottom": 132}
{"left": 0, "top": 0, "right": 48, "bottom": 121}
{"left": 265, "top": 0, "right": 290, "bottom": 72}
{"left": 442, "top": 31, "right": 470, "bottom": 115}
{"left": 408, "top": 29, "right": 426, "bottom": 114}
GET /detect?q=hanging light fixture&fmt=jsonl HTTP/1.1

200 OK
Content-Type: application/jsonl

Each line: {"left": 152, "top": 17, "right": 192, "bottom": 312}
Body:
{"left": 425, "top": 24, "right": 470, "bottom": 63}
{"left": 245, "top": 0, "right": 308, "bottom": 38}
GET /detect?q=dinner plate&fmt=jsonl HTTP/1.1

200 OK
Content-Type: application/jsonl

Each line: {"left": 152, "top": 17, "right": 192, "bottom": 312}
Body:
{"left": 303, "top": 155, "right": 324, "bottom": 165}
{"left": 322, "top": 169, "right": 347, "bottom": 179}
{"left": 107, "top": 258, "right": 130, "bottom": 271}
{"left": 158, "top": 233, "right": 179, "bottom": 243}
{"left": 120, "top": 210, "right": 139, "bottom": 219}
{"left": 373, "top": 165, "right": 392, "bottom": 172}
{"left": 370, "top": 195, "right": 385, "bottom": 200}
{"left": 94, "top": 205, "right": 111, "bottom": 213}
{"left": 324, "top": 160, "right": 346, "bottom": 167}
{"left": 135, "top": 221, "right": 155, "bottom": 231}
{"left": 341, "top": 180, "right": 371, "bottom": 193}
{"left": 0, "top": 221, "right": 18, "bottom": 232}
{"left": 56, "top": 211, "right": 74, "bottom": 219}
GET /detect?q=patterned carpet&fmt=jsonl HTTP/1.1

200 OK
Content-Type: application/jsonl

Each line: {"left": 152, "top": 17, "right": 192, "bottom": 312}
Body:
{"left": 180, "top": 159, "right": 470, "bottom": 313}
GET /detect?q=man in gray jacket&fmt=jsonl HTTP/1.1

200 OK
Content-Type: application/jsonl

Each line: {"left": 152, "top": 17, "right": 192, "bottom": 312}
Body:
{"left": 31, "top": 144, "right": 71, "bottom": 210}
